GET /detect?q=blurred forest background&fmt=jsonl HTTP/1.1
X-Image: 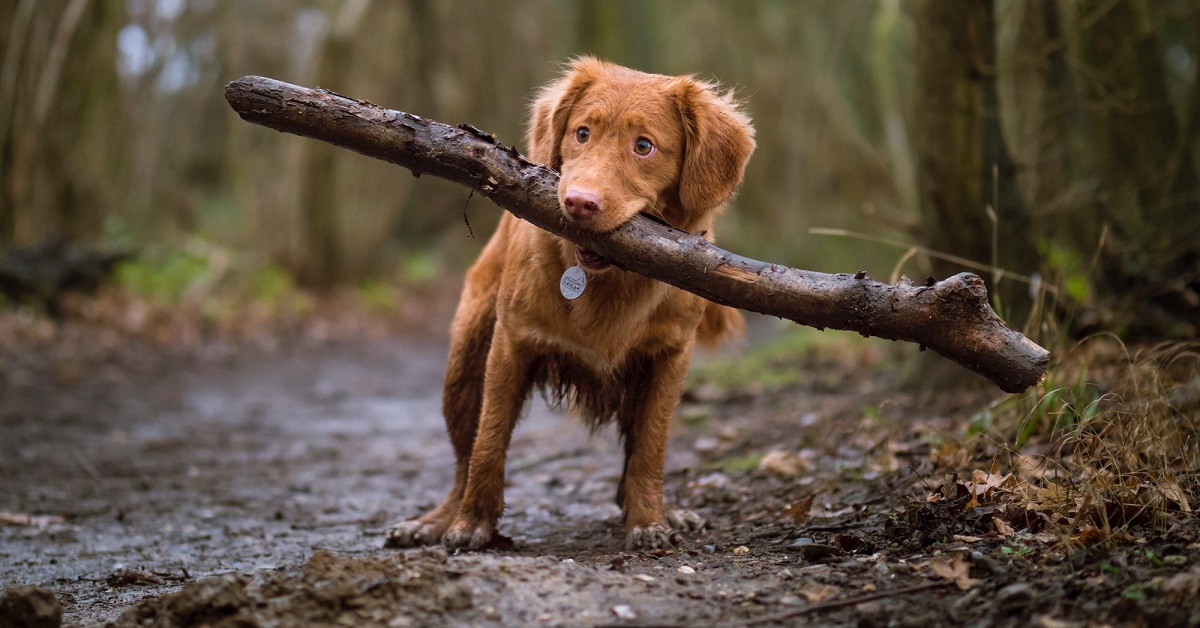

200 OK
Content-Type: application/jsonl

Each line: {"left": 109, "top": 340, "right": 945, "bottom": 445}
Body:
{"left": 1, "top": 0, "right": 1197, "bottom": 342}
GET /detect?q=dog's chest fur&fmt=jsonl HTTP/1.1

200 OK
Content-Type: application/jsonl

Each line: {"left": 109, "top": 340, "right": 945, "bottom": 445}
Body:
{"left": 498, "top": 232, "right": 696, "bottom": 424}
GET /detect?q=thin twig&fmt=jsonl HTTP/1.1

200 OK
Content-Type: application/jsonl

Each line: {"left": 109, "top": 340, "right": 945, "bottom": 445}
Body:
{"left": 74, "top": 453, "right": 105, "bottom": 487}
{"left": 742, "top": 581, "right": 952, "bottom": 624}
{"left": 462, "top": 190, "right": 475, "bottom": 238}
{"left": 798, "top": 521, "right": 867, "bottom": 533}
{"left": 810, "top": 227, "right": 1052, "bottom": 291}
{"left": 509, "top": 447, "right": 593, "bottom": 472}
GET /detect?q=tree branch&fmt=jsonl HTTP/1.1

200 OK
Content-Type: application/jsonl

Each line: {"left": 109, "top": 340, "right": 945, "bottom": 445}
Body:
{"left": 224, "top": 75, "right": 1049, "bottom": 393}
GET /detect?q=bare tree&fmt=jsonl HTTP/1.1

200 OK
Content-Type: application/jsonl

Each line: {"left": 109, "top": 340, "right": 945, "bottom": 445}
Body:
{"left": 1068, "top": 0, "right": 1200, "bottom": 337}
{"left": 913, "top": 0, "right": 1037, "bottom": 327}
{"left": 0, "top": 1, "right": 125, "bottom": 245}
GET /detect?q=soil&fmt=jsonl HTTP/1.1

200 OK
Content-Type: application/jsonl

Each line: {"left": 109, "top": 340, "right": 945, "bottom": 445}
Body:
{"left": 1, "top": 306, "right": 1198, "bottom": 627}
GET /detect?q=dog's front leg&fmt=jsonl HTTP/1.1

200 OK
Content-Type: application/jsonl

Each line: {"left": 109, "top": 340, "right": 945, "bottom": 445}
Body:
{"left": 618, "top": 345, "right": 693, "bottom": 550}
{"left": 442, "top": 329, "right": 533, "bottom": 550}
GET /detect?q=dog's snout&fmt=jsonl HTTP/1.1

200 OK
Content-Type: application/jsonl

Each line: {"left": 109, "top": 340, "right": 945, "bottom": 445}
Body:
{"left": 563, "top": 189, "right": 600, "bottom": 219}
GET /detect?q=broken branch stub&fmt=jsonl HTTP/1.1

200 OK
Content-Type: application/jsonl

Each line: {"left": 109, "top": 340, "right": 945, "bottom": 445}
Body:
{"left": 224, "top": 75, "right": 1049, "bottom": 392}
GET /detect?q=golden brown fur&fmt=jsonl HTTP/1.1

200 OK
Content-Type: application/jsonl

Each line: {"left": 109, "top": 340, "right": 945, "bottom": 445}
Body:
{"left": 386, "top": 57, "right": 755, "bottom": 550}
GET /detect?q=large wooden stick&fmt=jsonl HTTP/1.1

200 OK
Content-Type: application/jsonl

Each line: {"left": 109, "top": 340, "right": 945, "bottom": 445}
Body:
{"left": 225, "top": 75, "right": 1049, "bottom": 393}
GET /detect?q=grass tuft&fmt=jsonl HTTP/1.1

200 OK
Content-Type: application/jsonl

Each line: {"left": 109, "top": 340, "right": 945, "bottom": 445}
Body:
{"left": 961, "top": 336, "right": 1199, "bottom": 547}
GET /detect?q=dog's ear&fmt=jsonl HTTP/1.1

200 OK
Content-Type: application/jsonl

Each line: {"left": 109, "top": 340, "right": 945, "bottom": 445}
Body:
{"left": 675, "top": 79, "right": 756, "bottom": 214}
{"left": 527, "top": 57, "right": 602, "bottom": 171}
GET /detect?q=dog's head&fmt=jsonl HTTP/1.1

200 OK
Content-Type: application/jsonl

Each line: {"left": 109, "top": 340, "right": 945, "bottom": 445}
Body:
{"left": 527, "top": 58, "right": 755, "bottom": 269}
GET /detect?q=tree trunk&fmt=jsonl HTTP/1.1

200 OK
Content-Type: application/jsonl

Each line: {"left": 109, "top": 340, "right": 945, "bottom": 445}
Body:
{"left": 577, "top": 0, "right": 661, "bottom": 70}
{"left": 1070, "top": 0, "right": 1200, "bottom": 337}
{"left": 913, "top": 0, "right": 1036, "bottom": 326}
{"left": 1005, "top": 0, "right": 1100, "bottom": 259}
{"left": 224, "top": 75, "right": 1049, "bottom": 393}
{"left": 0, "top": 0, "right": 124, "bottom": 246}
{"left": 293, "top": 0, "right": 372, "bottom": 287}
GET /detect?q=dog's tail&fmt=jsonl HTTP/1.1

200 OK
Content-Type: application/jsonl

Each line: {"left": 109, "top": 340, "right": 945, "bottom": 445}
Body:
{"left": 695, "top": 302, "right": 745, "bottom": 349}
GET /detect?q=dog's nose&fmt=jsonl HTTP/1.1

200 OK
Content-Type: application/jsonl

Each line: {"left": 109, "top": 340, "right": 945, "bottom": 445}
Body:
{"left": 563, "top": 189, "right": 600, "bottom": 219}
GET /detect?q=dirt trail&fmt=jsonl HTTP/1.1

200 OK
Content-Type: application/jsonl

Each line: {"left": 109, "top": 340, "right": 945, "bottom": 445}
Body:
{"left": 2, "top": 333, "right": 614, "bottom": 619}
{"left": 2, "top": 321, "right": 1197, "bottom": 626}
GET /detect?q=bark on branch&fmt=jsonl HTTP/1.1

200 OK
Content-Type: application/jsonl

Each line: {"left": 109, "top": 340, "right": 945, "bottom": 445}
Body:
{"left": 224, "top": 75, "right": 1049, "bottom": 393}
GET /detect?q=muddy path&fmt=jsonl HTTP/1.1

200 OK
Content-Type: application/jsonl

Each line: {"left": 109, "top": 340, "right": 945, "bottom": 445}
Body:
{"left": 2, "top": 315, "right": 1198, "bottom": 626}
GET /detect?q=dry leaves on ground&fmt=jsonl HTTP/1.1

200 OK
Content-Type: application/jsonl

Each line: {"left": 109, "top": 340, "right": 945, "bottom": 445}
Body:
{"left": 928, "top": 556, "right": 980, "bottom": 591}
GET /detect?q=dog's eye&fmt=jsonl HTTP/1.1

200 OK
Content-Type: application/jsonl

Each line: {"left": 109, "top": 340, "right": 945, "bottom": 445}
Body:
{"left": 633, "top": 137, "right": 655, "bottom": 156}
{"left": 575, "top": 127, "right": 590, "bottom": 144}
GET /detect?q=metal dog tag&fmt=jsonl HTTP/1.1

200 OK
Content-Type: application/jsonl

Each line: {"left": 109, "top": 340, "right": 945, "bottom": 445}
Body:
{"left": 559, "top": 265, "right": 587, "bottom": 300}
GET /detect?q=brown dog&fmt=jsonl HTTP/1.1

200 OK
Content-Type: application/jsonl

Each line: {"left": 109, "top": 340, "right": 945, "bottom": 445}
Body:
{"left": 386, "top": 57, "right": 755, "bottom": 550}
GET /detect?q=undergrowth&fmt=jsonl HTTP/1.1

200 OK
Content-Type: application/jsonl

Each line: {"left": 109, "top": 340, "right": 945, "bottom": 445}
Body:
{"left": 0, "top": 240, "right": 457, "bottom": 348}
{"left": 961, "top": 336, "right": 1199, "bottom": 548}
{"left": 689, "top": 317, "right": 1197, "bottom": 552}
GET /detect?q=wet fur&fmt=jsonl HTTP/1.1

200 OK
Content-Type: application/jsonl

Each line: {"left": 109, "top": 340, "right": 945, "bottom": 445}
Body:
{"left": 387, "top": 57, "right": 755, "bottom": 551}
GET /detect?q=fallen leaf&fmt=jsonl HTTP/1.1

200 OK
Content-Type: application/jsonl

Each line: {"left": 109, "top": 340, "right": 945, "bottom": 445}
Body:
{"left": 932, "top": 441, "right": 969, "bottom": 468}
{"left": 759, "top": 450, "right": 806, "bottom": 476}
{"left": 106, "top": 568, "right": 166, "bottom": 588}
{"left": 1158, "top": 479, "right": 1192, "bottom": 513}
{"left": 1070, "top": 526, "right": 1108, "bottom": 548}
{"left": 952, "top": 534, "right": 983, "bottom": 543}
{"left": 1161, "top": 569, "right": 1200, "bottom": 601}
{"left": 929, "top": 556, "right": 980, "bottom": 591}
{"left": 1033, "top": 614, "right": 1078, "bottom": 628}
{"left": 1032, "top": 532, "right": 1060, "bottom": 544}
{"left": 1014, "top": 453, "right": 1056, "bottom": 480}
{"left": 1036, "top": 482, "right": 1070, "bottom": 507}
{"left": 778, "top": 495, "right": 815, "bottom": 525}
{"left": 0, "top": 512, "right": 66, "bottom": 529}
{"left": 962, "top": 467, "right": 1013, "bottom": 507}
{"left": 939, "top": 473, "right": 962, "bottom": 502}
{"left": 798, "top": 582, "right": 838, "bottom": 603}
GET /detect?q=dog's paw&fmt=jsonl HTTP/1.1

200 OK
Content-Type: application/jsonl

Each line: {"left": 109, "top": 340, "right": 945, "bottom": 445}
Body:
{"left": 625, "top": 523, "right": 682, "bottom": 551}
{"left": 383, "top": 520, "right": 439, "bottom": 549}
{"left": 442, "top": 517, "right": 512, "bottom": 551}
{"left": 666, "top": 508, "right": 707, "bottom": 534}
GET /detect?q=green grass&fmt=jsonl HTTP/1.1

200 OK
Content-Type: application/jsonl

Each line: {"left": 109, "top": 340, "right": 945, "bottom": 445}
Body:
{"left": 704, "top": 453, "right": 765, "bottom": 474}
{"left": 115, "top": 253, "right": 213, "bottom": 304}
{"left": 688, "top": 326, "right": 888, "bottom": 396}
